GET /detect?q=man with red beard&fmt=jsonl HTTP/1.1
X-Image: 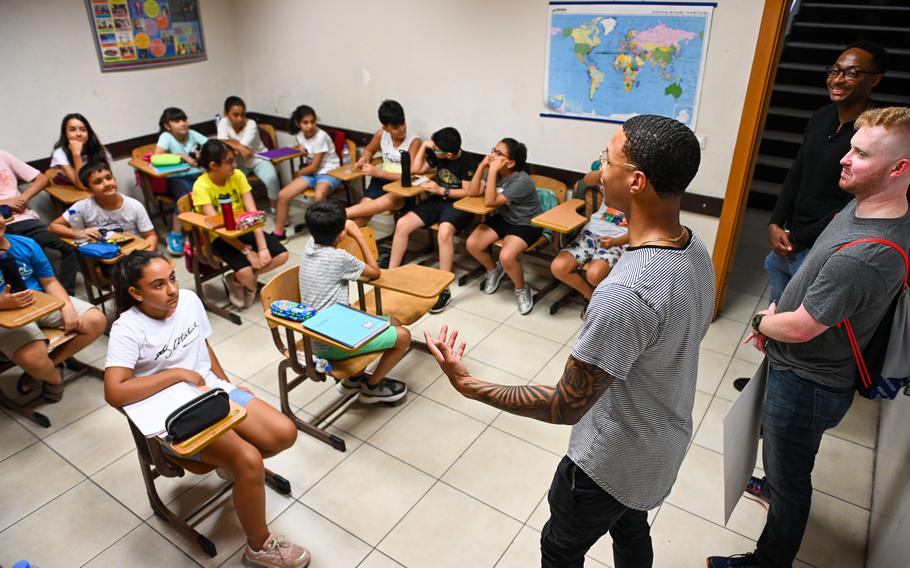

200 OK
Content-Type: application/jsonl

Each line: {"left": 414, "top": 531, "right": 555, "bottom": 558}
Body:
{"left": 709, "top": 107, "right": 910, "bottom": 568}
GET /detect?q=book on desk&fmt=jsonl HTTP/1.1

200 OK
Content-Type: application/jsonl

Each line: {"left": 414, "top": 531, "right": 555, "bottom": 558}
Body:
{"left": 256, "top": 147, "right": 301, "bottom": 161}
{"left": 123, "top": 382, "right": 202, "bottom": 438}
{"left": 303, "top": 304, "right": 390, "bottom": 350}
{"left": 152, "top": 163, "right": 191, "bottom": 175}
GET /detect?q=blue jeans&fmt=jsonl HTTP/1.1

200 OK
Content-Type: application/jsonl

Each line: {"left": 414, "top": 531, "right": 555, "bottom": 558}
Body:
{"left": 763, "top": 249, "right": 809, "bottom": 303}
{"left": 541, "top": 456, "right": 653, "bottom": 567}
{"left": 755, "top": 366, "right": 854, "bottom": 567}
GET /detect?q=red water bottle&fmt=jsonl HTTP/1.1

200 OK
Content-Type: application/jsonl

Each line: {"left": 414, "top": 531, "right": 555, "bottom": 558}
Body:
{"left": 219, "top": 194, "right": 236, "bottom": 230}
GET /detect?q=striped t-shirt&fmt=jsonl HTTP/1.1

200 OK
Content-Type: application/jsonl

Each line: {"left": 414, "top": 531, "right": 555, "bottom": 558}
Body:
{"left": 568, "top": 230, "right": 715, "bottom": 510}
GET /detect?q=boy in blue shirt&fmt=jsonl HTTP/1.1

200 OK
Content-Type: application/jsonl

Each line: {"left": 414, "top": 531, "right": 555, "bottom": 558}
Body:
{"left": 0, "top": 217, "right": 106, "bottom": 402}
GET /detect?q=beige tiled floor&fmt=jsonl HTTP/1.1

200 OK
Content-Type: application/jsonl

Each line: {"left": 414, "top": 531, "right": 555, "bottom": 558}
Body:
{"left": 0, "top": 207, "right": 878, "bottom": 567}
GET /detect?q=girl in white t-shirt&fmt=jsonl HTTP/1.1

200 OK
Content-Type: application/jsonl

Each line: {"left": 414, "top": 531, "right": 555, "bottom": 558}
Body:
{"left": 273, "top": 105, "right": 343, "bottom": 240}
{"left": 104, "top": 251, "right": 311, "bottom": 567}
{"left": 50, "top": 113, "right": 112, "bottom": 190}
{"left": 217, "top": 96, "right": 280, "bottom": 210}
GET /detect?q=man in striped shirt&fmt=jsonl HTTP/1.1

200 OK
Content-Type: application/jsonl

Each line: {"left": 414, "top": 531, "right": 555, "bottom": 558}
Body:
{"left": 425, "top": 114, "right": 715, "bottom": 568}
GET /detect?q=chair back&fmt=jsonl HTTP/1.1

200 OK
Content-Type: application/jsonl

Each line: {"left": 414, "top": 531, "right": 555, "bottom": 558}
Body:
{"left": 337, "top": 226, "right": 379, "bottom": 261}
{"left": 260, "top": 265, "right": 301, "bottom": 329}
{"left": 178, "top": 194, "right": 221, "bottom": 267}
{"left": 345, "top": 138, "right": 357, "bottom": 162}
{"left": 258, "top": 124, "right": 278, "bottom": 150}
{"left": 530, "top": 174, "right": 568, "bottom": 203}
{"left": 131, "top": 143, "right": 158, "bottom": 160}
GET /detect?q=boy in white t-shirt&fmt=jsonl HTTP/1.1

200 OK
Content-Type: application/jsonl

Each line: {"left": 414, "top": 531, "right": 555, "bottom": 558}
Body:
{"left": 550, "top": 168, "right": 629, "bottom": 307}
{"left": 49, "top": 162, "right": 158, "bottom": 250}
{"left": 273, "top": 105, "right": 343, "bottom": 241}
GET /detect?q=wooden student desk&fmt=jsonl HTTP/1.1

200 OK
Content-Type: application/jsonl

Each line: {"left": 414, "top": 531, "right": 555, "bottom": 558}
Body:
{"left": 382, "top": 172, "right": 437, "bottom": 198}
{"left": 61, "top": 232, "right": 152, "bottom": 309}
{"left": 453, "top": 196, "right": 495, "bottom": 216}
{"left": 178, "top": 211, "right": 265, "bottom": 240}
{"left": 360, "top": 264, "right": 454, "bottom": 298}
{"left": 0, "top": 291, "right": 63, "bottom": 329}
{"left": 164, "top": 400, "right": 247, "bottom": 457}
{"left": 327, "top": 164, "right": 366, "bottom": 183}
{"left": 258, "top": 148, "right": 305, "bottom": 166}
{"left": 531, "top": 198, "right": 587, "bottom": 234}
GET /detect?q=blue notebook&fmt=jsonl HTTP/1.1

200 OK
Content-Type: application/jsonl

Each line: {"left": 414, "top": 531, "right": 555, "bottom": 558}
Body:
{"left": 303, "top": 304, "right": 389, "bottom": 349}
{"left": 152, "top": 163, "right": 190, "bottom": 175}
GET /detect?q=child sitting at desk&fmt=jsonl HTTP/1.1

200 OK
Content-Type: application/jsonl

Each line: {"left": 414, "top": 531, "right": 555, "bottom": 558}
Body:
{"left": 217, "top": 95, "right": 281, "bottom": 213}
{"left": 388, "top": 127, "right": 479, "bottom": 313}
{"left": 298, "top": 200, "right": 410, "bottom": 403}
{"left": 49, "top": 161, "right": 158, "bottom": 250}
{"left": 0, "top": 148, "right": 78, "bottom": 294}
{"left": 103, "top": 251, "right": 311, "bottom": 568}
{"left": 0, "top": 217, "right": 106, "bottom": 403}
{"left": 156, "top": 107, "right": 208, "bottom": 257}
{"left": 550, "top": 167, "right": 629, "bottom": 307}
{"left": 344, "top": 100, "right": 422, "bottom": 227}
{"left": 272, "top": 105, "right": 342, "bottom": 240}
{"left": 465, "top": 138, "right": 543, "bottom": 315}
{"left": 192, "top": 140, "right": 288, "bottom": 309}
{"left": 49, "top": 113, "right": 113, "bottom": 189}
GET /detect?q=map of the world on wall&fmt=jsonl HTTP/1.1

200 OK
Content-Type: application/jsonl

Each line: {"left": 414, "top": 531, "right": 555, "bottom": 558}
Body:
{"left": 543, "top": 2, "right": 715, "bottom": 128}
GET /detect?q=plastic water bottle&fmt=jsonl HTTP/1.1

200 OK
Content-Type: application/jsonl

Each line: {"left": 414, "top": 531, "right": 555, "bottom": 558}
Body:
{"left": 342, "top": 145, "right": 351, "bottom": 165}
{"left": 219, "top": 194, "right": 236, "bottom": 230}
{"left": 0, "top": 249, "right": 27, "bottom": 293}
{"left": 399, "top": 149, "right": 411, "bottom": 188}
{"left": 313, "top": 356, "right": 333, "bottom": 374}
{"left": 214, "top": 113, "right": 222, "bottom": 128}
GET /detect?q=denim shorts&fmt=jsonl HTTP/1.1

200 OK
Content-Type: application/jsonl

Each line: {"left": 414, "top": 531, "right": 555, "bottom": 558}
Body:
{"left": 300, "top": 173, "right": 342, "bottom": 190}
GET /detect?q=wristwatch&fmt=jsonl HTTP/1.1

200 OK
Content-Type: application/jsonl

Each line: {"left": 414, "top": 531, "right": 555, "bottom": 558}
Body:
{"left": 751, "top": 313, "right": 765, "bottom": 334}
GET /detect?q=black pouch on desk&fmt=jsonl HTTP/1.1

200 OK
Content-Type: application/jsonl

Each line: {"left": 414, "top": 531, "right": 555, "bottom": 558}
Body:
{"left": 165, "top": 388, "right": 230, "bottom": 443}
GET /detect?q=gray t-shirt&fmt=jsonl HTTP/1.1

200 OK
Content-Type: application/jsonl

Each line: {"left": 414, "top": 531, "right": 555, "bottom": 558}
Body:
{"left": 568, "top": 231, "right": 715, "bottom": 510}
{"left": 298, "top": 238, "right": 366, "bottom": 353}
{"left": 768, "top": 200, "right": 910, "bottom": 390}
{"left": 497, "top": 171, "right": 543, "bottom": 226}
{"left": 63, "top": 195, "right": 154, "bottom": 236}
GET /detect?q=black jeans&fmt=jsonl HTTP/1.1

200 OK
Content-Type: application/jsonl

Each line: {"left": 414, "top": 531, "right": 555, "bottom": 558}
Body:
{"left": 6, "top": 219, "right": 77, "bottom": 294}
{"left": 541, "top": 456, "right": 653, "bottom": 568}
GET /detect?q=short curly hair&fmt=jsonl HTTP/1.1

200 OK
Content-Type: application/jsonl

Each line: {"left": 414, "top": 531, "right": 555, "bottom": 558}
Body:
{"left": 621, "top": 115, "right": 701, "bottom": 198}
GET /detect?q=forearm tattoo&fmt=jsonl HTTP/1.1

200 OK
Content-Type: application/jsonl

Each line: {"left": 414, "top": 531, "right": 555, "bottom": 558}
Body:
{"left": 462, "top": 355, "right": 614, "bottom": 424}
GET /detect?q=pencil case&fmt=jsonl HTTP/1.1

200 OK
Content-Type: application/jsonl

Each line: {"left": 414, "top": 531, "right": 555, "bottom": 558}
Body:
{"left": 164, "top": 388, "right": 230, "bottom": 443}
{"left": 77, "top": 242, "right": 120, "bottom": 259}
{"left": 270, "top": 300, "right": 317, "bottom": 322}
{"left": 236, "top": 210, "right": 266, "bottom": 230}
{"left": 150, "top": 153, "right": 182, "bottom": 166}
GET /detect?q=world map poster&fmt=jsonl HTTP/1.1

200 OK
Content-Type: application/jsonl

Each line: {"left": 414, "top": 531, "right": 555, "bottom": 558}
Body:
{"left": 543, "top": 2, "right": 714, "bottom": 128}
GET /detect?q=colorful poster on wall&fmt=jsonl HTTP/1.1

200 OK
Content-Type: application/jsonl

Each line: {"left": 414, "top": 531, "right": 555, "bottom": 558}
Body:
{"left": 543, "top": 2, "right": 715, "bottom": 128}
{"left": 85, "top": 0, "right": 206, "bottom": 71}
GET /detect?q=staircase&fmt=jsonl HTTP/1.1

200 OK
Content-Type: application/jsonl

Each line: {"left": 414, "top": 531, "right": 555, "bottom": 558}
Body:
{"left": 750, "top": 0, "right": 910, "bottom": 208}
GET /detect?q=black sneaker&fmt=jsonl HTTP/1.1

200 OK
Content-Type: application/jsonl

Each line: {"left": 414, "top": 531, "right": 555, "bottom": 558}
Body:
{"left": 359, "top": 378, "right": 408, "bottom": 404}
{"left": 705, "top": 552, "right": 760, "bottom": 567}
{"left": 378, "top": 248, "right": 392, "bottom": 269}
{"left": 429, "top": 289, "right": 452, "bottom": 314}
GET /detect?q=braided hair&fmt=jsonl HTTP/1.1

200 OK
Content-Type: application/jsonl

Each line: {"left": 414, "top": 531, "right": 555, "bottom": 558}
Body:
{"left": 621, "top": 115, "right": 700, "bottom": 198}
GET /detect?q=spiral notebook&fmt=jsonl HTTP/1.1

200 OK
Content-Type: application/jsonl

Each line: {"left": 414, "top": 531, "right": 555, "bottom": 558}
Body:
{"left": 303, "top": 304, "right": 389, "bottom": 349}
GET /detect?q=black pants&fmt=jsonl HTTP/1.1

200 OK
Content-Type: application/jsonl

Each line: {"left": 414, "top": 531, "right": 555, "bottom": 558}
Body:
{"left": 6, "top": 219, "right": 78, "bottom": 294}
{"left": 541, "top": 456, "right": 653, "bottom": 568}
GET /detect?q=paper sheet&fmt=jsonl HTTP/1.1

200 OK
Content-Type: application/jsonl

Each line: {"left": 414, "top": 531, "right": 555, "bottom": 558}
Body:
{"left": 722, "top": 357, "right": 768, "bottom": 524}
{"left": 123, "top": 382, "right": 200, "bottom": 437}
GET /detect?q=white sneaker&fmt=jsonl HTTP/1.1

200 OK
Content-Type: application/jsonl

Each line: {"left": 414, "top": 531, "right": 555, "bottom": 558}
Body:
{"left": 242, "top": 534, "right": 310, "bottom": 568}
{"left": 482, "top": 262, "right": 506, "bottom": 294}
{"left": 359, "top": 378, "right": 408, "bottom": 404}
{"left": 336, "top": 374, "right": 364, "bottom": 395}
{"left": 516, "top": 286, "right": 534, "bottom": 315}
{"left": 225, "top": 273, "right": 246, "bottom": 308}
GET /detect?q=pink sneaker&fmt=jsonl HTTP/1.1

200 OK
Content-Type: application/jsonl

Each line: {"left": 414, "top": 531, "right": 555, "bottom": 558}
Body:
{"left": 242, "top": 534, "right": 310, "bottom": 568}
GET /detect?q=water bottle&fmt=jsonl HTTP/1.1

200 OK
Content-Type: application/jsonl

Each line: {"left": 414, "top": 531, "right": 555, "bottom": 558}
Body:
{"left": 219, "top": 194, "right": 236, "bottom": 230}
{"left": 0, "top": 249, "right": 27, "bottom": 293}
{"left": 400, "top": 149, "right": 411, "bottom": 188}
{"left": 313, "top": 356, "right": 333, "bottom": 374}
{"left": 342, "top": 145, "right": 351, "bottom": 165}
{"left": 214, "top": 113, "right": 222, "bottom": 129}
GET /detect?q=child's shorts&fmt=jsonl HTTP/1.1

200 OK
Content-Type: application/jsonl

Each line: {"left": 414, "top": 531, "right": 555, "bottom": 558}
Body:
{"left": 482, "top": 214, "right": 544, "bottom": 247}
{"left": 363, "top": 177, "right": 391, "bottom": 200}
{"left": 212, "top": 232, "right": 287, "bottom": 272}
{"left": 0, "top": 296, "right": 97, "bottom": 359}
{"left": 315, "top": 315, "right": 397, "bottom": 361}
{"left": 412, "top": 196, "right": 474, "bottom": 234}
{"left": 563, "top": 229, "right": 627, "bottom": 268}
{"left": 300, "top": 173, "right": 342, "bottom": 191}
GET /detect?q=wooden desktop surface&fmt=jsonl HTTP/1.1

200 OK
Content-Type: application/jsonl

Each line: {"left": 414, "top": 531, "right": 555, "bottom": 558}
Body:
{"left": 46, "top": 184, "right": 90, "bottom": 206}
{"left": 327, "top": 165, "right": 366, "bottom": 182}
{"left": 265, "top": 312, "right": 359, "bottom": 352}
{"left": 382, "top": 172, "right": 436, "bottom": 197}
{"left": 178, "top": 211, "right": 264, "bottom": 239}
{"left": 453, "top": 196, "right": 495, "bottom": 215}
{"left": 0, "top": 291, "right": 64, "bottom": 329}
{"left": 362, "top": 264, "right": 454, "bottom": 298}
{"left": 128, "top": 158, "right": 189, "bottom": 179}
{"left": 165, "top": 401, "right": 247, "bottom": 456}
{"left": 531, "top": 199, "right": 587, "bottom": 233}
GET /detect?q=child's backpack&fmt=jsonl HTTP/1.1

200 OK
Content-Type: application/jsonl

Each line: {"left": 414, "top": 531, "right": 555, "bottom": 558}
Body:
{"left": 836, "top": 238, "right": 910, "bottom": 399}
{"left": 329, "top": 129, "right": 347, "bottom": 164}
{"left": 535, "top": 187, "right": 559, "bottom": 245}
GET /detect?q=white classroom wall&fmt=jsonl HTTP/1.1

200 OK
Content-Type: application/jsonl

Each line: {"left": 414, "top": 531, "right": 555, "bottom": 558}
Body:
{"left": 233, "top": 0, "right": 768, "bottom": 254}
{"left": 0, "top": 0, "right": 768, "bottom": 253}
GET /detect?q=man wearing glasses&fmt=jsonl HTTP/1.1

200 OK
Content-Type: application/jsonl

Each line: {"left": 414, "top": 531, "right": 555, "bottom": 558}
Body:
{"left": 763, "top": 42, "right": 887, "bottom": 304}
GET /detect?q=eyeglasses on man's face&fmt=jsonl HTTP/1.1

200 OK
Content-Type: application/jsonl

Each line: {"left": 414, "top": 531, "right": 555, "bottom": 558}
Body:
{"left": 825, "top": 65, "right": 879, "bottom": 82}
{"left": 600, "top": 149, "right": 640, "bottom": 173}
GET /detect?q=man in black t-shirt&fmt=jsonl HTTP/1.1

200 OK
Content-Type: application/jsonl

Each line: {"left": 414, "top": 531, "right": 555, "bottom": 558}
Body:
{"left": 764, "top": 41, "right": 887, "bottom": 303}
{"left": 387, "top": 127, "right": 479, "bottom": 313}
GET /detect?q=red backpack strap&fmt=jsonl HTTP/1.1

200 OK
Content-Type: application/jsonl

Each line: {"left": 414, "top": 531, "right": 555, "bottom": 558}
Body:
{"left": 835, "top": 238, "right": 909, "bottom": 388}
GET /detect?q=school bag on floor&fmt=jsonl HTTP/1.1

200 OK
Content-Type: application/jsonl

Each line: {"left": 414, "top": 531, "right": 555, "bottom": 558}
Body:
{"left": 836, "top": 238, "right": 910, "bottom": 399}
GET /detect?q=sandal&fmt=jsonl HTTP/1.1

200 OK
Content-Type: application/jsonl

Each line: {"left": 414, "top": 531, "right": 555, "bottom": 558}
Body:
{"left": 16, "top": 372, "right": 40, "bottom": 396}
{"left": 42, "top": 382, "right": 64, "bottom": 403}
